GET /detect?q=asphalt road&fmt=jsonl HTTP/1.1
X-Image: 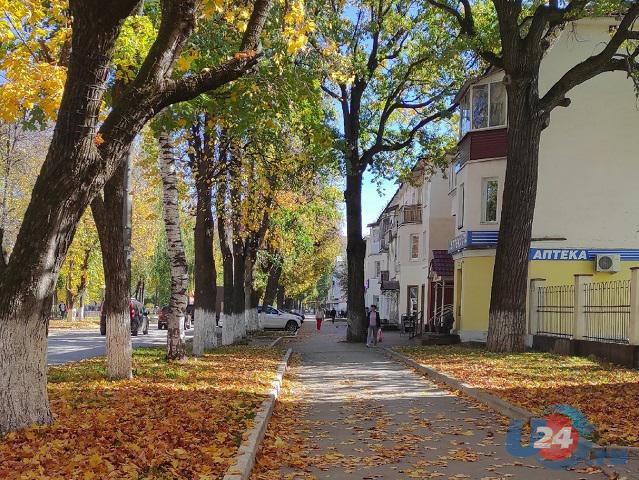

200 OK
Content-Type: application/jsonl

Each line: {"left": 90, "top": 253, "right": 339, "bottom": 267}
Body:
{"left": 47, "top": 322, "right": 194, "bottom": 365}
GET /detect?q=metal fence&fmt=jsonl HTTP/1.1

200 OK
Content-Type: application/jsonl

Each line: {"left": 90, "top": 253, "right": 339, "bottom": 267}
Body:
{"left": 583, "top": 280, "right": 631, "bottom": 343}
{"left": 537, "top": 284, "right": 574, "bottom": 337}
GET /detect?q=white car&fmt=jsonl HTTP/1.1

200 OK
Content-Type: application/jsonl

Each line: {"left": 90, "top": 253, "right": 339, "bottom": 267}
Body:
{"left": 258, "top": 305, "right": 301, "bottom": 332}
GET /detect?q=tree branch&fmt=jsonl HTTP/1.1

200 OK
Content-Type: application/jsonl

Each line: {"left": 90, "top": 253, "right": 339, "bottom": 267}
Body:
{"left": 540, "top": 3, "right": 639, "bottom": 112}
{"left": 158, "top": 0, "right": 274, "bottom": 107}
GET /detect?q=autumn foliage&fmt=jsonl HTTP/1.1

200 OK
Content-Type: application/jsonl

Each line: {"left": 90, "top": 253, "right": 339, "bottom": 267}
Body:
{"left": 399, "top": 345, "right": 639, "bottom": 447}
{"left": 0, "top": 347, "right": 283, "bottom": 479}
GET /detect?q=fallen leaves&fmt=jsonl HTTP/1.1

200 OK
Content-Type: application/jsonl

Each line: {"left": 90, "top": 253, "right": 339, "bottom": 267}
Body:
{"left": 399, "top": 345, "right": 639, "bottom": 447}
{"left": 0, "top": 346, "right": 283, "bottom": 479}
{"left": 49, "top": 317, "right": 101, "bottom": 330}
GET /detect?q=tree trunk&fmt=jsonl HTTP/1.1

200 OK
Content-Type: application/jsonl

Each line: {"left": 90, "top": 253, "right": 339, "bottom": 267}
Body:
{"left": 159, "top": 132, "right": 188, "bottom": 361}
{"left": 232, "top": 240, "right": 247, "bottom": 341}
{"left": 215, "top": 182, "right": 234, "bottom": 345}
{"left": 244, "top": 258, "right": 259, "bottom": 332}
{"left": 486, "top": 80, "right": 545, "bottom": 352}
{"left": 263, "top": 253, "right": 282, "bottom": 307}
{"left": 0, "top": 3, "right": 137, "bottom": 432}
{"left": 345, "top": 167, "right": 366, "bottom": 342}
{"left": 277, "top": 285, "right": 285, "bottom": 310}
{"left": 91, "top": 160, "right": 133, "bottom": 379}
{"left": 193, "top": 177, "right": 217, "bottom": 356}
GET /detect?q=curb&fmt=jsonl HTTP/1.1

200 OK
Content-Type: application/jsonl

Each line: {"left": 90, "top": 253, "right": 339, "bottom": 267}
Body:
{"left": 384, "top": 347, "right": 639, "bottom": 459}
{"left": 223, "top": 348, "right": 292, "bottom": 480}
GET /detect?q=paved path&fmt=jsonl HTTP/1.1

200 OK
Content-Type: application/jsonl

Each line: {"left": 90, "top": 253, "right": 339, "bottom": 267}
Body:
{"left": 47, "top": 323, "right": 194, "bottom": 364}
{"left": 281, "top": 322, "right": 637, "bottom": 479}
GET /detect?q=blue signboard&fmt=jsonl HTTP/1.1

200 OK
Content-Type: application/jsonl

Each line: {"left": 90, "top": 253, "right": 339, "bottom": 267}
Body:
{"left": 449, "top": 231, "right": 639, "bottom": 261}
{"left": 529, "top": 249, "right": 588, "bottom": 261}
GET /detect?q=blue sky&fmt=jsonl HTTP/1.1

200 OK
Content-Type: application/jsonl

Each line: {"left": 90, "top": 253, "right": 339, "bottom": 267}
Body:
{"left": 356, "top": 171, "right": 396, "bottom": 236}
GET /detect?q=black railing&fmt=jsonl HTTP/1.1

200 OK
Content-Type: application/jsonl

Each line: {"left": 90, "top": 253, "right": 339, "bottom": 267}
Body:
{"left": 583, "top": 280, "right": 630, "bottom": 344}
{"left": 537, "top": 285, "right": 574, "bottom": 338}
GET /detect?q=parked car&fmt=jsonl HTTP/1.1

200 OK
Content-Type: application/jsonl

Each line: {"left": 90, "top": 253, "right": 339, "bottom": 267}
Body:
{"left": 285, "top": 309, "right": 304, "bottom": 324}
{"left": 158, "top": 305, "right": 192, "bottom": 330}
{"left": 100, "top": 298, "right": 149, "bottom": 336}
{"left": 257, "top": 305, "right": 302, "bottom": 332}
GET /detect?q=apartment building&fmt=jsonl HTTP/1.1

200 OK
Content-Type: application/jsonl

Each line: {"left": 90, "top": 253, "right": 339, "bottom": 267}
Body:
{"left": 448, "top": 17, "right": 639, "bottom": 343}
{"left": 364, "top": 163, "right": 454, "bottom": 326}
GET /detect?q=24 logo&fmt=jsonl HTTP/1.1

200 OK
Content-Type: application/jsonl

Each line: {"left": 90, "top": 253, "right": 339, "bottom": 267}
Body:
{"left": 506, "top": 405, "right": 628, "bottom": 469}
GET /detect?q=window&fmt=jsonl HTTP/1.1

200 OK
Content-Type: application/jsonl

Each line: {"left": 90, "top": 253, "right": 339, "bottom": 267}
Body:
{"left": 374, "top": 261, "right": 381, "bottom": 278}
{"left": 471, "top": 84, "right": 488, "bottom": 129}
{"left": 410, "top": 234, "right": 419, "bottom": 260}
{"left": 460, "top": 93, "right": 471, "bottom": 137}
{"left": 482, "top": 178, "right": 498, "bottom": 223}
{"left": 457, "top": 183, "right": 464, "bottom": 229}
{"left": 490, "top": 82, "right": 507, "bottom": 127}
{"left": 460, "top": 81, "right": 507, "bottom": 137}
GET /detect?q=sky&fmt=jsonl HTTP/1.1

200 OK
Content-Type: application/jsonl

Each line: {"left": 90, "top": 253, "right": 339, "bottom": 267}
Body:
{"left": 352, "top": 171, "right": 396, "bottom": 237}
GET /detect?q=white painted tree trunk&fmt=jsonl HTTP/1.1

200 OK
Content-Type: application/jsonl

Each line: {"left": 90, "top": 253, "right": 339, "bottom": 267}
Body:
{"left": 193, "top": 308, "right": 217, "bottom": 356}
{"left": 221, "top": 313, "right": 234, "bottom": 346}
{"left": 246, "top": 308, "right": 259, "bottom": 333}
{"left": 235, "top": 312, "right": 246, "bottom": 341}
{"left": 159, "top": 132, "right": 188, "bottom": 361}
{"left": 106, "top": 311, "right": 132, "bottom": 379}
{"left": 0, "top": 311, "right": 53, "bottom": 433}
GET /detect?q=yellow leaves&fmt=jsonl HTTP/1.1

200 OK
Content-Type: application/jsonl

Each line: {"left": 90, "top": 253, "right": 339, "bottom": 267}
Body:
{"left": 88, "top": 453, "right": 102, "bottom": 468}
{"left": 283, "top": 0, "right": 313, "bottom": 56}
{"left": 0, "top": 0, "right": 69, "bottom": 123}
{"left": 175, "top": 50, "right": 200, "bottom": 73}
{"left": 0, "top": 347, "right": 283, "bottom": 480}
{"left": 400, "top": 345, "right": 639, "bottom": 447}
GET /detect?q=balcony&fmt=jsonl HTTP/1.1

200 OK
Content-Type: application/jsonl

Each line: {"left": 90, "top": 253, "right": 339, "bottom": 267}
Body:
{"left": 399, "top": 205, "right": 422, "bottom": 225}
{"left": 457, "top": 128, "right": 507, "bottom": 166}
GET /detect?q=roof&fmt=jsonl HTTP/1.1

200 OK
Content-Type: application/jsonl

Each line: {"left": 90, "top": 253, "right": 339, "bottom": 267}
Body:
{"left": 430, "top": 250, "right": 454, "bottom": 279}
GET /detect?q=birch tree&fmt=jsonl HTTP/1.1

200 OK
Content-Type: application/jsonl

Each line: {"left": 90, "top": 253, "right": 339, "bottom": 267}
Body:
{"left": 159, "top": 131, "right": 188, "bottom": 361}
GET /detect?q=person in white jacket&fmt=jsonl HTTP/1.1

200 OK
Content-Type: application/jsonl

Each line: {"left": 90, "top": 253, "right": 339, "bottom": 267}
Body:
{"left": 315, "top": 307, "right": 325, "bottom": 331}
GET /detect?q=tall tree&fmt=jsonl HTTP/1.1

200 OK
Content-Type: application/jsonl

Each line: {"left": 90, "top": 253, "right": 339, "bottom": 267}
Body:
{"left": 313, "top": 0, "right": 469, "bottom": 341}
{"left": 159, "top": 131, "right": 189, "bottom": 361}
{"left": 0, "top": 0, "right": 274, "bottom": 433}
{"left": 188, "top": 114, "right": 220, "bottom": 355}
{"left": 432, "top": 0, "right": 639, "bottom": 352}
{"left": 91, "top": 2, "right": 154, "bottom": 380}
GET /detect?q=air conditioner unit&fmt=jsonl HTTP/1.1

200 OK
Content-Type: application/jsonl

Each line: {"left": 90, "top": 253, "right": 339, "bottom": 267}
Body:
{"left": 595, "top": 254, "right": 621, "bottom": 273}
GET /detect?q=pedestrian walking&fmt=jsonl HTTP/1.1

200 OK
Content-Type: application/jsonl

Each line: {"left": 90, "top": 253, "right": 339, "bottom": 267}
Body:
{"left": 366, "top": 305, "right": 381, "bottom": 347}
{"left": 330, "top": 308, "right": 337, "bottom": 324}
{"left": 315, "top": 307, "right": 325, "bottom": 331}
{"left": 59, "top": 302, "right": 66, "bottom": 319}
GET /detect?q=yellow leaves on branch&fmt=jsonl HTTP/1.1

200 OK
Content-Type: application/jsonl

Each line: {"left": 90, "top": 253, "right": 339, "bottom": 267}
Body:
{"left": 282, "top": 0, "right": 314, "bottom": 55}
{"left": 0, "top": 0, "right": 69, "bottom": 123}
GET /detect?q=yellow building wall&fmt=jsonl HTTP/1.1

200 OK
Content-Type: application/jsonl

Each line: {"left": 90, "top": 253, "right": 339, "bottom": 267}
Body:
{"left": 453, "top": 254, "right": 639, "bottom": 335}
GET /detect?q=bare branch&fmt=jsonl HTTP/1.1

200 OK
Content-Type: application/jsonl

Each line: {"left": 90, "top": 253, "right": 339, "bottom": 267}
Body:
{"left": 321, "top": 84, "right": 343, "bottom": 102}
{"left": 540, "top": 3, "right": 639, "bottom": 112}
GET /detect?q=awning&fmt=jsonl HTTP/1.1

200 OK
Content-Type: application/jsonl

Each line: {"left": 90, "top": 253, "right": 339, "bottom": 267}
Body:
{"left": 381, "top": 280, "right": 400, "bottom": 291}
{"left": 429, "top": 250, "right": 454, "bottom": 280}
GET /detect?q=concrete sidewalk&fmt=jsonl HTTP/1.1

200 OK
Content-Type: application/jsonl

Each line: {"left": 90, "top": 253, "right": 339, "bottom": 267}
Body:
{"left": 282, "top": 322, "right": 636, "bottom": 479}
